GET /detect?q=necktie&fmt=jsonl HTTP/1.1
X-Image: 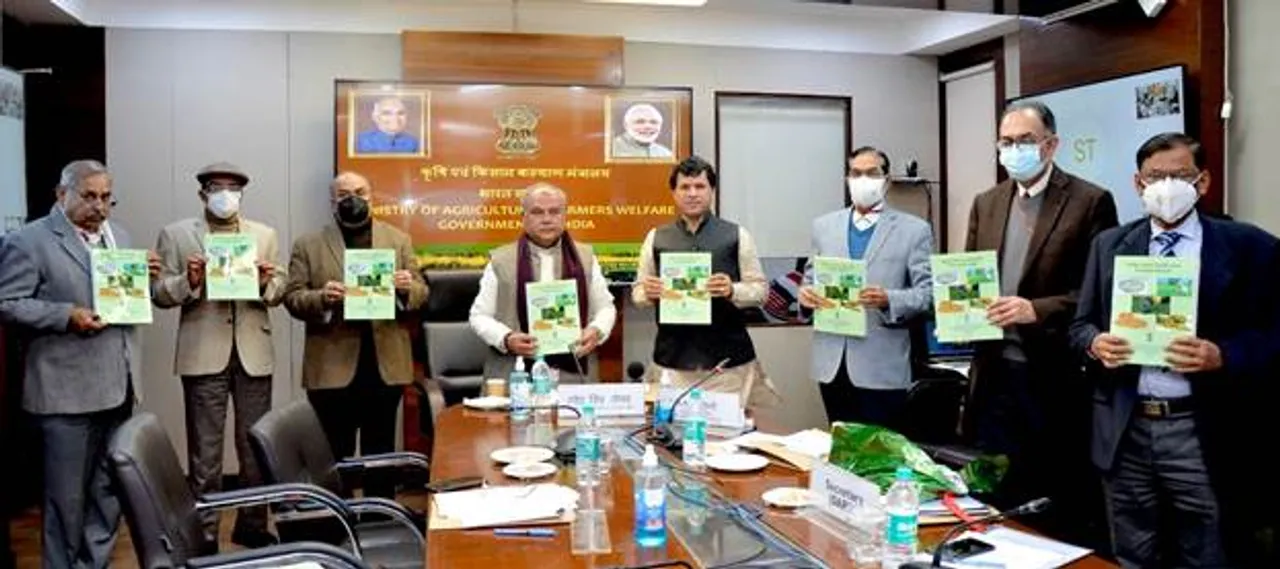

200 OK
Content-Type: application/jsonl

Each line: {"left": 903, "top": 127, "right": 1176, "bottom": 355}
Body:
{"left": 1153, "top": 231, "right": 1183, "bottom": 257}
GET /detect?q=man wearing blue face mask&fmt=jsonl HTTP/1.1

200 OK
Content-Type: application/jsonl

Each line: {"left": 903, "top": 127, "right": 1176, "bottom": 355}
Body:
{"left": 965, "top": 100, "right": 1118, "bottom": 542}
{"left": 151, "top": 162, "right": 286, "bottom": 547}
{"left": 1070, "top": 132, "right": 1280, "bottom": 567}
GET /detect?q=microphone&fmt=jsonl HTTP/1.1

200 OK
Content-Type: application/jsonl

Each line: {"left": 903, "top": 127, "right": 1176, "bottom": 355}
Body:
{"left": 901, "top": 497, "right": 1052, "bottom": 569}
{"left": 626, "top": 362, "right": 646, "bottom": 383}
{"left": 647, "top": 358, "right": 731, "bottom": 450}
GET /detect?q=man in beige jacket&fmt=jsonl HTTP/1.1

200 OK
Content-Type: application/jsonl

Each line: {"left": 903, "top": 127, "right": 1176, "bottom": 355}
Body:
{"left": 152, "top": 162, "right": 285, "bottom": 547}
{"left": 284, "top": 171, "right": 428, "bottom": 498}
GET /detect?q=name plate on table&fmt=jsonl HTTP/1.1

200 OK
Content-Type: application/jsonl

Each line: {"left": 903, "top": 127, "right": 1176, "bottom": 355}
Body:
{"left": 809, "top": 461, "right": 881, "bottom": 524}
{"left": 558, "top": 384, "right": 646, "bottom": 419}
{"left": 657, "top": 388, "right": 745, "bottom": 430}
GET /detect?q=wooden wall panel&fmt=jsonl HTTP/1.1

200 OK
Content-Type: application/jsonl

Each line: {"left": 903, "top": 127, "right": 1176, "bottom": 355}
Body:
{"left": 1018, "top": 0, "right": 1225, "bottom": 212}
{"left": 401, "top": 31, "right": 624, "bottom": 86}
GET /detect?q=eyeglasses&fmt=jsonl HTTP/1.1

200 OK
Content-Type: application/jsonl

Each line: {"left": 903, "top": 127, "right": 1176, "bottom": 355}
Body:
{"left": 75, "top": 192, "right": 116, "bottom": 207}
{"left": 996, "top": 135, "right": 1052, "bottom": 150}
{"left": 1140, "top": 171, "right": 1202, "bottom": 186}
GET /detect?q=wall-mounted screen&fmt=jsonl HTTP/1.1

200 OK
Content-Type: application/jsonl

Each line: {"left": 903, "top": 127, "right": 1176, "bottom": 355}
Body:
{"left": 335, "top": 81, "right": 693, "bottom": 275}
{"left": 1010, "top": 65, "right": 1187, "bottom": 222}
{"left": 0, "top": 67, "right": 26, "bottom": 234}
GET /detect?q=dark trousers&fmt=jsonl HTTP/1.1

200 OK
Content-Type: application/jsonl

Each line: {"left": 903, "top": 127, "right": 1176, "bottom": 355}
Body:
{"left": 182, "top": 350, "right": 272, "bottom": 539}
{"left": 1105, "top": 414, "right": 1225, "bottom": 568}
{"left": 972, "top": 358, "right": 1107, "bottom": 549}
{"left": 38, "top": 397, "right": 131, "bottom": 569}
{"left": 818, "top": 357, "right": 908, "bottom": 430}
{"left": 307, "top": 357, "right": 403, "bottom": 499}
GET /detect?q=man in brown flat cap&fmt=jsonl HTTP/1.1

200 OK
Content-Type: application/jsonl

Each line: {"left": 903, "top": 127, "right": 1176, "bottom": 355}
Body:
{"left": 151, "top": 162, "right": 285, "bottom": 547}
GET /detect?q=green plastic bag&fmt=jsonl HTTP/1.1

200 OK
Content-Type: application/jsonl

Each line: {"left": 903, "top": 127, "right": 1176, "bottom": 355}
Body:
{"left": 827, "top": 422, "right": 969, "bottom": 497}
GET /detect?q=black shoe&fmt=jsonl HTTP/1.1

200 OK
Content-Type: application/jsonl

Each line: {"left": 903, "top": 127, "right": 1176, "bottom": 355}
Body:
{"left": 231, "top": 529, "right": 279, "bottom": 549}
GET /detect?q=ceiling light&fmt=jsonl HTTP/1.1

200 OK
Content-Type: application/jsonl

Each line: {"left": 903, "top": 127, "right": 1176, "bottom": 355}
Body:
{"left": 583, "top": 0, "right": 709, "bottom": 7}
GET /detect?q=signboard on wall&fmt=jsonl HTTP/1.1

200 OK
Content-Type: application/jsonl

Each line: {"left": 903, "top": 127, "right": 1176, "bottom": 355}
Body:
{"left": 334, "top": 81, "right": 693, "bottom": 273}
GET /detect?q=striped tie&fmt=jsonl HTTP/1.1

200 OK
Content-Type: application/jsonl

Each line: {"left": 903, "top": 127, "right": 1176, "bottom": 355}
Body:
{"left": 1153, "top": 231, "right": 1183, "bottom": 257}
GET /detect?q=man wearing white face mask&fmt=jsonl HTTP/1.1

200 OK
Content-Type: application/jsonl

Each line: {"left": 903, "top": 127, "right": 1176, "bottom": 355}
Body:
{"left": 966, "top": 100, "right": 1118, "bottom": 543}
{"left": 797, "top": 147, "right": 932, "bottom": 428}
{"left": 1071, "top": 133, "right": 1280, "bottom": 567}
{"left": 151, "top": 162, "right": 286, "bottom": 547}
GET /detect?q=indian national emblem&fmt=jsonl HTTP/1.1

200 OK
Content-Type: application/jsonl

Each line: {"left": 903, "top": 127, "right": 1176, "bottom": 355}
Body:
{"left": 494, "top": 104, "right": 542, "bottom": 156}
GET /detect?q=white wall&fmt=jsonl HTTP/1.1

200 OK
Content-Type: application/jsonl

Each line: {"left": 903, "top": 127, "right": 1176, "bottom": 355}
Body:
{"left": 1226, "top": 0, "right": 1280, "bottom": 233}
{"left": 106, "top": 29, "right": 940, "bottom": 455}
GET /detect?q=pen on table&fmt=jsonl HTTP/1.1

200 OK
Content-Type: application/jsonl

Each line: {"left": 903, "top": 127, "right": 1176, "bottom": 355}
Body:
{"left": 494, "top": 528, "right": 558, "bottom": 538}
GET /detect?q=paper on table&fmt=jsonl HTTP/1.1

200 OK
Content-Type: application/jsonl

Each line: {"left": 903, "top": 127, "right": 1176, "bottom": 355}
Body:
{"left": 429, "top": 484, "right": 579, "bottom": 530}
{"left": 923, "top": 526, "right": 1092, "bottom": 569}
{"left": 920, "top": 496, "right": 990, "bottom": 514}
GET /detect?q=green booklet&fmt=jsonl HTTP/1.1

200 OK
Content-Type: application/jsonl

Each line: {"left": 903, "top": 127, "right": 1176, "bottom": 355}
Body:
{"left": 659, "top": 252, "right": 712, "bottom": 325}
{"left": 930, "top": 251, "right": 1002, "bottom": 343}
{"left": 344, "top": 249, "right": 396, "bottom": 320}
{"left": 204, "top": 233, "right": 259, "bottom": 300}
{"left": 812, "top": 256, "right": 867, "bottom": 337}
{"left": 1109, "top": 256, "right": 1199, "bottom": 367}
{"left": 525, "top": 279, "right": 581, "bottom": 356}
{"left": 90, "top": 248, "right": 153, "bottom": 325}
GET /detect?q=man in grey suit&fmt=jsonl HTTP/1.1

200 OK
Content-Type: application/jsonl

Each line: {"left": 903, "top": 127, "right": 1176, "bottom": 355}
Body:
{"left": 152, "top": 162, "right": 285, "bottom": 547}
{"left": 0, "top": 160, "right": 156, "bottom": 569}
{"left": 798, "top": 147, "right": 933, "bottom": 428}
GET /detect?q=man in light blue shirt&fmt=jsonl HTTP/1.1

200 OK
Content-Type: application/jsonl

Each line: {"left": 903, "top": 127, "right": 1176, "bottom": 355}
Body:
{"left": 1071, "top": 132, "right": 1280, "bottom": 567}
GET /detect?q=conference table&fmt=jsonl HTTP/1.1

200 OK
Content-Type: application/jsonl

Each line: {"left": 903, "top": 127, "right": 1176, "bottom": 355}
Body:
{"left": 425, "top": 405, "right": 1116, "bottom": 568}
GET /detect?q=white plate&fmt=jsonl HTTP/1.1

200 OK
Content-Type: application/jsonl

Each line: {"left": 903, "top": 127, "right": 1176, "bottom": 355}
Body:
{"left": 502, "top": 462, "right": 559, "bottom": 480}
{"left": 489, "top": 446, "right": 556, "bottom": 465}
{"left": 704, "top": 453, "right": 769, "bottom": 473}
{"left": 463, "top": 396, "right": 510, "bottom": 411}
{"left": 762, "top": 486, "right": 815, "bottom": 509}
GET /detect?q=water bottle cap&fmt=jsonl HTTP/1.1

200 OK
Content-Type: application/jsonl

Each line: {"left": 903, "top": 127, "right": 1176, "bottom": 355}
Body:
{"left": 513, "top": 357, "right": 525, "bottom": 372}
{"left": 642, "top": 444, "right": 658, "bottom": 467}
{"left": 895, "top": 466, "right": 914, "bottom": 481}
{"left": 689, "top": 388, "right": 703, "bottom": 400}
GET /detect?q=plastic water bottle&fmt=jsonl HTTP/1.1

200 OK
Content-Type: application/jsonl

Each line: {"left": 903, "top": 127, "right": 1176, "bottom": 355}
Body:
{"left": 575, "top": 403, "right": 601, "bottom": 486}
{"left": 882, "top": 466, "right": 920, "bottom": 568}
{"left": 681, "top": 389, "right": 708, "bottom": 470}
{"left": 633, "top": 444, "right": 668, "bottom": 548}
{"left": 531, "top": 355, "right": 554, "bottom": 421}
{"left": 508, "top": 357, "right": 531, "bottom": 423}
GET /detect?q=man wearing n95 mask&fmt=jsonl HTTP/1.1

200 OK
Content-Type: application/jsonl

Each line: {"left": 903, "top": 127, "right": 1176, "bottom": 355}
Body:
{"left": 1070, "top": 132, "right": 1280, "bottom": 567}
{"left": 797, "top": 147, "right": 933, "bottom": 428}
{"left": 151, "top": 162, "right": 286, "bottom": 547}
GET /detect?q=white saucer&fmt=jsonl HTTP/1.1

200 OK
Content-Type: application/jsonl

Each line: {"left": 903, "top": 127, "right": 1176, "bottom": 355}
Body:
{"left": 502, "top": 462, "right": 559, "bottom": 480}
{"left": 762, "top": 486, "right": 815, "bottom": 509}
{"left": 490, "top": 446, "right": 555, "bottom": 465}
{"left": 704, "top": 453, "right": 769, "bottom": 473}
{"left": 463, "top": 396, "right": 510, "bottom": 411}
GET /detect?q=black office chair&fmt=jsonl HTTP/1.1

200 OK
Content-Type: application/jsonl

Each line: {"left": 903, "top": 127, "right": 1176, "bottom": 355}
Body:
{"left": 249, "top": 399, "right": 426, "bottom": 566}
{"left": 107, "top": 412, "right": 371, "bottom": 569}
{"left": 421, "top": 269, "right": 488, "bottom": 406}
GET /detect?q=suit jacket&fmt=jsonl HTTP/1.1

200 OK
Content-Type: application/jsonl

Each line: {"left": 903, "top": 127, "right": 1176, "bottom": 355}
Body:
{"left": 151, "top": 217, "right": 287, "bottom": 377}
{"left": 965, "top": 166, "right": 1118, "bottom": 369}
{"left": 0, "top": 211, "right": 142, "bottom": 414}
{"left": 806, "top": 208, "right": 933, "bottom": 390}
{"left": 283, "top": 221, "right": 428, "bottom": 390}
{"left": 1069, "top": 215, "right": 1280, "bottom": 473}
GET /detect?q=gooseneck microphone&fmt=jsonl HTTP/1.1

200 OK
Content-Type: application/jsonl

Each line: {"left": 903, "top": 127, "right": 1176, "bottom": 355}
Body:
{"left": 901, "top": 497, "right": 1052, "bottom": 569}
{"left": 647, "top": 358, "right": 731, "bottom": 449}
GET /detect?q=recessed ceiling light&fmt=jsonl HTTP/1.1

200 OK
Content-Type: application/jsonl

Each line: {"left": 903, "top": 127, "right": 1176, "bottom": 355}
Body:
{"left": 583, "top": 0, "right": 709, "bottom": 7}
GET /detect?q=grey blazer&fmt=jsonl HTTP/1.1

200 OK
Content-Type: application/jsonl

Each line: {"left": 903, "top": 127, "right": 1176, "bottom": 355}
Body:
{"left": 806, "top": 208, "right": 933, "bottom": 390}
{"left": 0, "top": 211, "right": 141, "bottom": 414}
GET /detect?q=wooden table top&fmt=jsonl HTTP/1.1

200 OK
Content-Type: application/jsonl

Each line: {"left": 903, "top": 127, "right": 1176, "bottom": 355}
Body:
{"left": 426, "top": 406, "right": 1117, "bottom": 568}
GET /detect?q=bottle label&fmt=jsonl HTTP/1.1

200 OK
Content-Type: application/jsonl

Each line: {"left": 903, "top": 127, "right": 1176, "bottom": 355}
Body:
{"left": 886, "top": 513, "right": 918, "bottom": 546}
{"left": 576, "top": 435, "right": 600, "bottom": 462}
{"left": 532, "top": 375, "right": 551, "bottom": 395}
{"left": 683, "top": 418, "right": 706, "bottom": 443}
{"left": 640, "top": 488, "right": 666, "bottom": 530}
